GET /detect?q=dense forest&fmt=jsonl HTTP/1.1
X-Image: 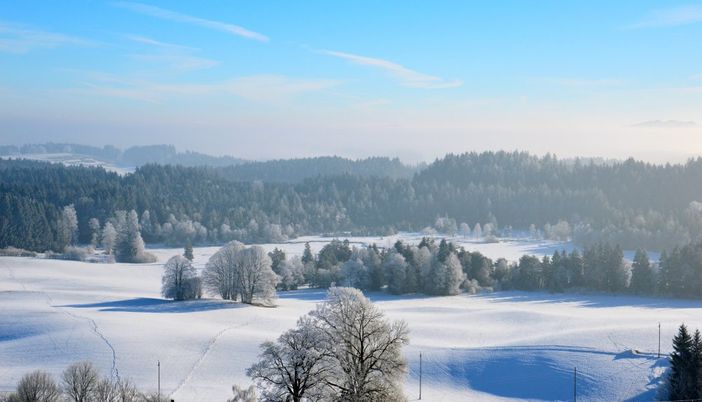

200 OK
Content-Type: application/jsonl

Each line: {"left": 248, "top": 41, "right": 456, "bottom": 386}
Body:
{"left": 2, "top": 151, "right": 702, "bottom": 252}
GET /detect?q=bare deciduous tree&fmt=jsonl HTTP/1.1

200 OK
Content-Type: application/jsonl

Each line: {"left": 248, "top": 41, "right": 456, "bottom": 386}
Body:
{"left": 227, "top": 385, "right": 257, "bottom": 402}
{"left": 311, "top": 287, "right": 409, "bottom": 401}
{"left": 248, "top": 316, "right": 331, "bottom": 402}
{"left": 204, "top": 242, "right": 277, "bottom": 304}
{"left": 62, "top": 362, "right": 99, "bottom": 402}
{"left": 238, "top": 246, "right": 277, "bottom": 304}
{"left": 203, "top": 241, "right": 246, "bottom": 300}
{"left": 161, "top": 255, "right": 201, "bottom": 301}
{"left": 15, "top": 371, "right": 61, "bottom": 402}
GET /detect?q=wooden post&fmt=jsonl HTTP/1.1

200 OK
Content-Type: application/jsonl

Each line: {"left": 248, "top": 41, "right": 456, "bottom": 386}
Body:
{"left": 658, "top": 322, "right": 661, "bottom": 359}
{"left": 419, "top": 352, "right": 422, "bottom": 400}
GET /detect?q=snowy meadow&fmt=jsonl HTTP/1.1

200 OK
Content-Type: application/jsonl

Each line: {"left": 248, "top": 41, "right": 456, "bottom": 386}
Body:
{"left": 0, "top": 236, "right": 691, "bottom": 401}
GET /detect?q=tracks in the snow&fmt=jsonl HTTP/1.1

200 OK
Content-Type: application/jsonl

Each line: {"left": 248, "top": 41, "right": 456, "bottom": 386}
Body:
{"left": 2, "top": 266, "right": 121, "bottom": 382}
{"left": 169, "top": 316, "right": 256, "bottom": 399}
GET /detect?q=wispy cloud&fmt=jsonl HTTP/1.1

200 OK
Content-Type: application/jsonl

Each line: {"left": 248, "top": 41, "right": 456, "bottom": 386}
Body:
{"left": 114, "top": 2, "right": 269, "bottom": 42}
{"left": 631, "top": 120, "right": 697, "bottom": 128}
{"left": 128, "top": 53, "right": 219, "bottom": 71}
{"left": 126, "top": 35, "right": 218, "bottom": 71}
{"left": 626, "top": 5, "right": 702, "bottom": 29}
{"left": 125, "top": 34, "right": 194, "bottom": 50}
{"left": 0, "top": 22, "right": 93, "bottom": 53}
{"left": 320, "top": 49, "right": 462, "bottom": 89}
{"left": 69, "top": 75, "right": 339, "bottom": 103}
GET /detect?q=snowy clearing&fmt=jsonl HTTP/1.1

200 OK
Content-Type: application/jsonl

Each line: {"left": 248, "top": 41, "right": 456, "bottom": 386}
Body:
{"left": 0, "top": 239, "right": 683, "bottom": 401}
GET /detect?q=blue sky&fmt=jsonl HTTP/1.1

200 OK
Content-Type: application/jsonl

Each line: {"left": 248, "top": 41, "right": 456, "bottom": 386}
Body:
{"left": 1, "top": 1, "right": 701, "bottom": 162}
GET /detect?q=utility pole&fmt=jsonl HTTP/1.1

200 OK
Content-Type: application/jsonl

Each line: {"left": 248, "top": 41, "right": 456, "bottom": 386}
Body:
{"left": 158, "top": 360, "right": 161, "bottom": 401}
{"left": 573, "top": 367, "right": 577, "bottom": 402}
{"left": 658, "top": 322, "right": 661, "bottom": 359}
{"left": 419, "top": 352, "right": 422, "bottom": 400}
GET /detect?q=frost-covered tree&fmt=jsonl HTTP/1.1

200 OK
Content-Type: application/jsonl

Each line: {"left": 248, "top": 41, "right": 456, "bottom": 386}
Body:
{"left": 248, "top": 317, "right": 330, "bottom": 402}
{"left": 277, "top": 256, "right": 305, "bottom": 291}
{"left": 88, "top": 218, "right": 100, "bottom": 248}
{"left": 473, "top": 223, "right": 482, "bottom": 239}
{"left": 228, "top": 385, "right": 257, "bottom": 402}
{"left": 204, "top": 241, "right": 246, "bottom": 300}
{"left": 58, "top": 204, "right": 78, "bottom": 249}
{"left": 311, "top": 287, "right": 408, "bottom": 401}
{"left": 93, "top": 377, "right": 119, "bottom": 402}
{"left": 115, "top": 210, "right": 155, "bottom": 263}
{"left": 342, "top": 255, "right": 369, "bottom": 290}
{"left": 238, "top": 246, "right": 277, "bottom": 304}
{"left": 384, "top": 251, "right": 408, "bottom": 295}
{"left": 204, "top": 242, "right": 277, "bottom": 304}
{"left": 430, "top": 253, "right": 465, "bottom": 296}
{"left": 162, "top": 255, "right": 201, "bottom": 301}
{"left": 14, "top": 371, "right": 61, "bottom": 402}
{"left": 62, "top": 362, "right": 99, "bottom": 402}
{"left": 459, "top": 222, "right": 471, "bottom": 237}
{"left": 101, "top": 222, "right": 117, "bottom": 255}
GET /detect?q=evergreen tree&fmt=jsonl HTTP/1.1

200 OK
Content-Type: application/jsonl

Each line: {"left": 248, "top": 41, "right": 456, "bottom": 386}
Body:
{"left": 268, "top": 248, "right": 286, "bottom": 275}
{"left": 669, "top": 324, "right": 697, "bottom": 400}
{"left": 630, "top": 249, "right": 654, "bottom": 294}
{"left": 302, "top": 242, "right": 314, "bottom": 265}
{"left": 115, "top": 210, "right": 154, "bottom": 263}
{"left": 184, "top": 240, "right": 194, "bottom": 261}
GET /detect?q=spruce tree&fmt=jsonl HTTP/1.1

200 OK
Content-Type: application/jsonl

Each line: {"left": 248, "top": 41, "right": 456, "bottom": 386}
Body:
{"left": 669, "top": 324, "right": 696, "bottom": 400}
{"left": 184, "top": 240, "right": 194, "bottom": 261}
{"left": 630, "top": 249, "right": 654, "bottom": 294}
{"left": 302, "top": 242, "right": 314, "bottom": 265}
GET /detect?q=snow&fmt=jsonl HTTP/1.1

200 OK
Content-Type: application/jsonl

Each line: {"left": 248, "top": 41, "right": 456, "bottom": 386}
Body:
{"left": 0, "top": 238, "right": 683, "bottom": 401}
{"left": 1, "top": 154, "right": 134, "bottom": 176}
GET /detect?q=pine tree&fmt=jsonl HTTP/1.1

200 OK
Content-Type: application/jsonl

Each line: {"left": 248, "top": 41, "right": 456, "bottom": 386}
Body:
{"left": 669, "top": 324, "right": 697, "bottom": 400}
{"left": 630, "top": 249, "right": 654, "bottom": 294}
{"left": 184, "top": 240, "right": 194, "bottom": 261}
{"left": 302, "top": 242, "right": 314, "bottom": 265}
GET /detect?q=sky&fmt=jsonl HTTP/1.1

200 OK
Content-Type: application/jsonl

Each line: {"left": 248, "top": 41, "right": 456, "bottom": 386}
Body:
{"left": 1, "top": 1, "right": 701, "bottom": 163}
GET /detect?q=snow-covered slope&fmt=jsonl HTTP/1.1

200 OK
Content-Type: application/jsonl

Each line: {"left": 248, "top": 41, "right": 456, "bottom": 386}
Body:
{"left": 0, "top": 246, "right": 689, "bottom": 401}
{"left": 0, "top": 153, "right": 134, "bottom": 175}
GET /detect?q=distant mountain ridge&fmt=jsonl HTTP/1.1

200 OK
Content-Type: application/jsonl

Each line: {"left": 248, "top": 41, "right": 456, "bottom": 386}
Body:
{"left": 0, "top": 143, "right": 247, "bottom": 168}
{"left": 0, "top": 143, "right": 420, "bottom": 182}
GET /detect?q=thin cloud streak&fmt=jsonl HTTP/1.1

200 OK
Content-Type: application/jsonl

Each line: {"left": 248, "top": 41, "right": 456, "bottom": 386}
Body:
{"left": 0, "top": 22, "right": 94, "bottom": 53}
{"left": 626, "top": 5, "right": 702, "bottom": 29}
{"left": 128, "top": 53, "right": 219, "bottom": 71}
{"left": 114, "top": 2, "right": 269, "bottom": 42}
{"left": 125, "top": 35, "right": 195, "bottom": 50}
{"left": 320, "top": 49, "right": 462, "bottom": 89}
{"left": 68, "top": 75, "right": 340, "bottom": 103}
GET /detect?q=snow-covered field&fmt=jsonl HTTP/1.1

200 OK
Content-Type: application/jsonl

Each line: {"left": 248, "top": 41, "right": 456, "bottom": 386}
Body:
{"left": 0, "top": 238, "right": 682, "bottom": 401}
{"left": 0, "top": 154, "right": 134, "bottom": 175}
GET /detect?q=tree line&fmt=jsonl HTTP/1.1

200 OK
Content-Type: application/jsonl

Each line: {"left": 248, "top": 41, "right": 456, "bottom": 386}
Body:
{"left": 3, "top": 151, "right": 702, "bottom": 253}
{"left": 260, "top": 238, "right": 702, "bottom": 299}
{"left": 0, "top": 361, "right": 161, "bottom": 402}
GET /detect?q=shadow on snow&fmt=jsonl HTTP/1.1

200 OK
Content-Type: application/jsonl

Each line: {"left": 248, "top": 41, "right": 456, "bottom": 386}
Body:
{"left": 58, "top": 298, "right": 247, "bottom": 313}
{"left": 471, "top": 291, "right": 702, "bottom": 309}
